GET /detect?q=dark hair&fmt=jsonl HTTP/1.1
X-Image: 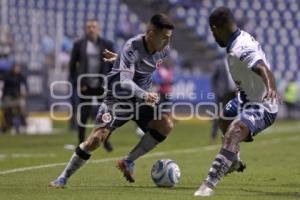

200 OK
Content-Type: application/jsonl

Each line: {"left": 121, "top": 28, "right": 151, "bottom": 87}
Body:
{"left": 209, "top": 7, "right": 236, "bottom": 28}
{"left": 150, "top": 14, "right": 174, "bottom": 30}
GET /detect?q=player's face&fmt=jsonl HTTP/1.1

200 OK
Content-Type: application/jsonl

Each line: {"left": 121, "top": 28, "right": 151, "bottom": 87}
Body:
{"left": 86, "top": 21, "right": 100, "bottom": 40}
{"left": 210, "top": 25, "right": 226, "bottom": 47}
{"left": 151, "top": 29, "right": 172, "bottom": 51}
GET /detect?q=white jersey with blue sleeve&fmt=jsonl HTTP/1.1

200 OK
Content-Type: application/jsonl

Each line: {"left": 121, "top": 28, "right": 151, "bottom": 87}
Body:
{"left": 226, "top": 29, "right": 278, "bottom": 113}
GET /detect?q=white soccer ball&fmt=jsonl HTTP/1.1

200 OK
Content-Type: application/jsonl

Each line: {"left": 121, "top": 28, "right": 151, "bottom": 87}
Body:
{"left": 151, "top": 159, "right": 181, "bottom": 187}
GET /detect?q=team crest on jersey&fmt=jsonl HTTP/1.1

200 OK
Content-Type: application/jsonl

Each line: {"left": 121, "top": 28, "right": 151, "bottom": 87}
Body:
{"left": 156, "top": 59, "right": 163, "bottom": 69}
{"left": 102, "top": 113, "right": 112, "bottom": 123}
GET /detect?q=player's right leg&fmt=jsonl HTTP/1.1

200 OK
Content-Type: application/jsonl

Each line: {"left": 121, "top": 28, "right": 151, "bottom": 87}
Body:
{"left": 219, "top": 97, "right": 246, "bottom": 175}
{"left": 48, "top": 126, "right": 110, "bottom": 188}
{"left": 117, "top": 103, "right": 174, "bottom": 183}
{"left": 219, "top": 117, "right": 247, "bottom": 175}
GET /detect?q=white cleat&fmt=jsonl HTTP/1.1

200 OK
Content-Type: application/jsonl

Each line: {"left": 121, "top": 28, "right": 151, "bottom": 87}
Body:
{"left": 194, "top": 182, "right": 214, "bottom": 197}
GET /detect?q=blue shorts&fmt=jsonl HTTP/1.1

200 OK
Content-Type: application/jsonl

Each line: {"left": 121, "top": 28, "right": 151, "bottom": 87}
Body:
{"left": 223, "top": 97, "right": 277, "bottom": 142}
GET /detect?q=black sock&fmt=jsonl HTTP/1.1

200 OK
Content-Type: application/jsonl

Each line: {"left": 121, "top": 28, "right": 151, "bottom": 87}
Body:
{"left": 125, "top": 129, "right": 166, "bottom": 162}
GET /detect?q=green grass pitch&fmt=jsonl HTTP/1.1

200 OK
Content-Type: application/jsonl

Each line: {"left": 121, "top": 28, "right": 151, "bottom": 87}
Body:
{"left": 0, "top": 120, "right": 299, "bottom": 200}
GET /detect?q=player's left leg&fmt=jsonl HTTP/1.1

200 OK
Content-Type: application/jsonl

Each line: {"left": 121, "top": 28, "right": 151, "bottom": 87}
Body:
{"left": 126, "top": 111, "right": 173, "bottom": 162}
{"left": 117, "top": 104, "right": 173, "bottom": 182}
{"left": 132, "top": 113, "right": 173, "bottom": 155}
{"left": 49, "top": 98, "right": 128, "bottom": 188}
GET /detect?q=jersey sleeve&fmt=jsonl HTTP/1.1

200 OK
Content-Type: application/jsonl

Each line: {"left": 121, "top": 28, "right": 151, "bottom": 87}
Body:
{"left": 119, "top": 42, "right": 147, "bottom": 99}
{"left": 235, "top": 44, "right": 265, "bottom": 69}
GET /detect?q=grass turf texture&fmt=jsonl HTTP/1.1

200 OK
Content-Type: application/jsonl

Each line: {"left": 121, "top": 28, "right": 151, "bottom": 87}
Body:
{"left": 0, "top": 120, "right": 299, "bottom": 200}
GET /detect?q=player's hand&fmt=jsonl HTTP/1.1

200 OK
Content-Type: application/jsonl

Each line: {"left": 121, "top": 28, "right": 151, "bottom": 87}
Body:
{"left": 103, "top": 49, "right": 118, "bottom": 63}
{"left": 264, "top": 88, "right": 279, "bottom": 103}
{"left": 145, "top": 92, "right": 159, "bottom": 105}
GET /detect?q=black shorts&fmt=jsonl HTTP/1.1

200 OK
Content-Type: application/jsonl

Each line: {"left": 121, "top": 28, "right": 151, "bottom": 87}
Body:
{"left": 94, "top": 96, "right": 166, "bottom": 132}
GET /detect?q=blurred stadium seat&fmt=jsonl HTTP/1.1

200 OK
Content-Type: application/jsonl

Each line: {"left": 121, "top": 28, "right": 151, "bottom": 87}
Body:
{"left": 0, "top": 0, "right": 299, "bottom": 115}
{"left": 5, "top": 0, "right": 299, "bottom": 83}
{"left": 6, "top": 0, "right": 145, "bottom": 64}
{"left": 171, "top": 0, "right": 300, "bottom": 83}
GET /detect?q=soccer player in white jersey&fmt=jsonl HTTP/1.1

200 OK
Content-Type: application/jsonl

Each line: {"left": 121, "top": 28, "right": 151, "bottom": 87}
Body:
{"left": 194, "top": 7, "right": 279, "bottom": 197}
{"left": 49, "top": 14, "right": 174, "bottom": 188}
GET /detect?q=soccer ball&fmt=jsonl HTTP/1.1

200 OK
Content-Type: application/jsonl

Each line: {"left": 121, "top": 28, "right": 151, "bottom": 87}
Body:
{"left": 151, "top": 159, "right": 181, "bottom": 187}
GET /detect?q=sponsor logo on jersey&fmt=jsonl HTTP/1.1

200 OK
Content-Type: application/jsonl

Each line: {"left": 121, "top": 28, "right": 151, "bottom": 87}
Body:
{"left": 240, "top": 50, "right": 255, "bottom": 62}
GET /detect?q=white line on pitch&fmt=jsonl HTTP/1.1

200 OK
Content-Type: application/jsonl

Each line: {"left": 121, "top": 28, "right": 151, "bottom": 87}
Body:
{"left": 0, "top": 123, "right": 292, "bottom": 162}
{"left": 0, "top": 153, "right": 56, "bottom": 162}
{"left": 0, "top": 134, "right": 299, "bottom": 176}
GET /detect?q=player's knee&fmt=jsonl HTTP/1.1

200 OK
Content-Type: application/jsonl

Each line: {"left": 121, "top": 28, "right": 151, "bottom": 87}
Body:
{"left": 232, "top": 121, "right": 249, "bottom": 138}
{"left": 147, "top": 115, "right": 173, "bottom": 138}
{"left": 164, "top": 115, "right": 174, "bottom": 134}
{"left": 85, "top": 128, "right": 109, "bottom": 150}
{"left": 223, "top": 121, "right": 248, "bottom": 146}
{"left": 85, "top": 135, "right": 101, "bottom": 150}
{"left": 157, "top": 115, "right": 173, "bottom": 135}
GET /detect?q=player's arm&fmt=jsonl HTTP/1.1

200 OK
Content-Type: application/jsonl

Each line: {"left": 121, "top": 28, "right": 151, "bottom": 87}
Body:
{"left": 238, "top": 45, "right": 278, "bottom": 102}
{"left": 251, "top": 61, "right": 278, "bottom": 101}
{"left": 119, "top": 44, "right": 158, "bottom": 103}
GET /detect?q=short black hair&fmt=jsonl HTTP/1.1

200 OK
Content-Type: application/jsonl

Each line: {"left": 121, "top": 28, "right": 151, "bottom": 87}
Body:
{"left": 150, "top": 14, "right": 174, "bottom": 30}
{"left": 209, "top": 7, "right": 236, "bottom": 28}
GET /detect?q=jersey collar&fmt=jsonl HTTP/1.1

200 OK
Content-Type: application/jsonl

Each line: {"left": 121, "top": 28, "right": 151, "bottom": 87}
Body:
{"left": 226, "top": 28, "right": 241, "bottom": 53}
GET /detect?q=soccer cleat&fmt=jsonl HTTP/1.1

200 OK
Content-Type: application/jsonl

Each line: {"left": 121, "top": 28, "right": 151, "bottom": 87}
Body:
{"left": 194, "top": 181, "right": 215, "bottom": 197}
{"left": 116, "top": 159, "right": 135, "bottom": 183}
{"left": 226, "top": 160, "right": 247, "bottom": 175}
{"left": 48, "top": 177, "right": 67, "bottom": 188}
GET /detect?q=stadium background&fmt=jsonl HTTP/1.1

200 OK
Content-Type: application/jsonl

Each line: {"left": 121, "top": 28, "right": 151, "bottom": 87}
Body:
{"left": 0, "top": 1, "right": 300, "bottom": 200}
{"left": 1, "top": 0, "right": 300, "bottom": 116}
